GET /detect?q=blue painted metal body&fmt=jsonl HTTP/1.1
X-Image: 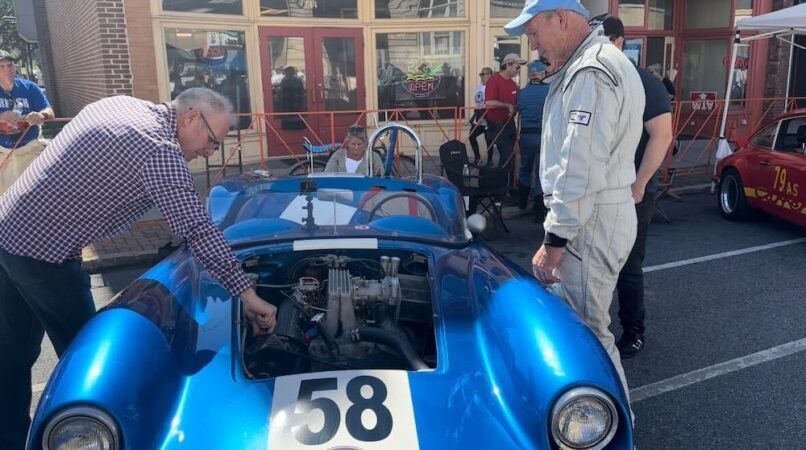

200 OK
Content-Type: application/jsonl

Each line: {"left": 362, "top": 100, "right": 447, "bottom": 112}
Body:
{"left": 28, "top": 174, "right": 632, "bottom": 450}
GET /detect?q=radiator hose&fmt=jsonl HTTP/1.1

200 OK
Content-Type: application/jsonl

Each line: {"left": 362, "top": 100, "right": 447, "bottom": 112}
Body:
{"left": 350, "top": 327, "right": 429, "bottom": 371}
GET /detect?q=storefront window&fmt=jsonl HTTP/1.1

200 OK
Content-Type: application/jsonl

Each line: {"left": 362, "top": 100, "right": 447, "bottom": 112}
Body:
{"left": 375, "top": 0, "right": 465, "bottom": 19}
{"left": 619, "top": 0, "right": 645, "bottom": 27}
{"left": 685, "top": 0, "right": 730, "bottom": 29}
{"left": 682, "top": 39, "right": 727, "bottom": 107}
{"left": 491, "top": 0, "right": 524, "bottom": 18}
{"left": 648, "top": 0, "right": 673, "bottom": 30}
{"left": 165, "top": 29, "right": 252, "bottom": 128}
{"left": 728, "top": 45, "right": 749, "bottom": 109}
{"left": 735, "top": 0, "right": 753, "bottom": 25}
{"left": 268, "top": 36, "right": 308, "bottom": 129}
{"left": 493, "top": 35, "right": 523, "bottom": 84}
{"left": 163, "top": 0, "right": 242, "bottom": 15}
{"left": 260, "top": 0, "right": 358, "bottom": 18}
{"left": 623, "top": 38, "right": 643, "bottom": 66}
{"left": 376, "top": 32, "right": 465, "bottom": 119}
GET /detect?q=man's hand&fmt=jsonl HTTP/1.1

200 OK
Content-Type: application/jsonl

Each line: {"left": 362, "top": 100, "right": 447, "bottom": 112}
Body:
{"left": 241, "top": 287, "right": 277, "bottom": 336}
{"left": 0, "top": 111, "right": 18, "bottom": 125}
{"left": 507, "top": 104, "right": 515, "bottom": 115}
{"left": 531, "top": 244, "right": 565, "bottom": 284}
{"left": 631, "top": 182, "right": 646, "bottom": 204}
{"left": 24, "top": 111, "right": 46, "bottom": 126}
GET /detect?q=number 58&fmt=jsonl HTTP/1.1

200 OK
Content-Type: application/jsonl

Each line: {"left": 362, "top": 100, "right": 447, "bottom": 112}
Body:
{"left": 293, "top": 376, "right": 394, "bottom": 445}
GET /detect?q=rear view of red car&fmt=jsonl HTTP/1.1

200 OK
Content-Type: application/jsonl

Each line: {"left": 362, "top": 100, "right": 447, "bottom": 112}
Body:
{"left": 715, "top": 109, "right": 806, "bottom": 227}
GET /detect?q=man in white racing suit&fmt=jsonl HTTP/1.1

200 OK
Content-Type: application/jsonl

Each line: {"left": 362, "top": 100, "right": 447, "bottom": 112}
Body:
{"left": 505, "top": 0, "right": 645, "bottom": 403}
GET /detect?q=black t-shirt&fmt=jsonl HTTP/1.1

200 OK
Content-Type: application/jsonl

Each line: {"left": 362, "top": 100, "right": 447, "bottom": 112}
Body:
{"left": 636, "top": 67, "right": 673, "bottom": 193}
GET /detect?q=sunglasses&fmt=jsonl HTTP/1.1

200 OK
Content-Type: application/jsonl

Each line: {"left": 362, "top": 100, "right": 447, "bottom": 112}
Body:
{"left": 199, "top": 112, "right": 222, "bottom": 149}
{"left": 479, "top": 72, "right": 492, "bottom": 76}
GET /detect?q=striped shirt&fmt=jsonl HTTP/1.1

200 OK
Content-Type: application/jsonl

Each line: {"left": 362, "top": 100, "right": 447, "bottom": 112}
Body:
{"left": 0, "top": 95, "right": 252, "bottom": 296}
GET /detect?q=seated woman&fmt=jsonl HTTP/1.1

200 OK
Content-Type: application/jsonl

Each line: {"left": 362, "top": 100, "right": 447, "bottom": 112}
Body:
{"left": 324, "top": 127, "right": 383, "bottom": 176}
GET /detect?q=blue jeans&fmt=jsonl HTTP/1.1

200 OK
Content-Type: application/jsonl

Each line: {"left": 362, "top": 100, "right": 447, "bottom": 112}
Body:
{"left": 0, "top": 249, "right": 95, "bottom": 450}
{"left": 518, "top": 132, "right": 542, "bottom": 196}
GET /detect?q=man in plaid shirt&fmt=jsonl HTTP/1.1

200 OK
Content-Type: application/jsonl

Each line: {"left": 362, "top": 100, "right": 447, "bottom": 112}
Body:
{"left": 0, "top": 88, "right": 277, "bottom": 449}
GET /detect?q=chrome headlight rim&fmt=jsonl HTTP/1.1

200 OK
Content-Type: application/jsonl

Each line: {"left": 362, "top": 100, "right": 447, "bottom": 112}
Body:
{"left": 42, "top": 405, "right": 120, "bottom": 450}
{"left": 550, "top": 387, "right": 619, "bottom": 450}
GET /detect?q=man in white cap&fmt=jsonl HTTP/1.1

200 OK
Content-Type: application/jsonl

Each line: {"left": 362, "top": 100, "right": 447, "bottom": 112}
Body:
{"left": 505, "top": 0, "right": 645, "bottom": 402}
{"left": 484, "top": 52, "right": 525, "bottom": 170}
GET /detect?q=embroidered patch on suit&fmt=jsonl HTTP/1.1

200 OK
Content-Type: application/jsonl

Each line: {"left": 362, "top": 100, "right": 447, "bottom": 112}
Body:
{"left": 569, "top": 110, "right": 592, "bottom": 126}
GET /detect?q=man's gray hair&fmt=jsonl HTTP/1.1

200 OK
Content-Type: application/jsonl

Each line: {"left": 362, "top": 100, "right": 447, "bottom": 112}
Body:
{"left": 647, "top": 63, "right": 663, "bottom": 75}
{"left": 173, "top": 88, "right": 233, "bottom": 118}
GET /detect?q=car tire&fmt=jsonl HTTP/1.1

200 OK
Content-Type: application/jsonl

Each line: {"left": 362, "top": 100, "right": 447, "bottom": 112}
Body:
{"left": 718, "top": 168, "right": 752, "bottom": 221}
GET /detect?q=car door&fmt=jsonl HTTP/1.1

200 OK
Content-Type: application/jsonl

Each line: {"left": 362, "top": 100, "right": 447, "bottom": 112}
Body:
{"left": 739, "top": 121, "right": 779, "bottom": 211}
{"left": 766, "top": 116, "right": 806, "bottom": 226}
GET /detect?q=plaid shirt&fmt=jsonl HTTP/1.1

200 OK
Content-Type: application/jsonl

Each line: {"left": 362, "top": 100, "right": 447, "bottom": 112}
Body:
{"left": 0, "top": 95, "right": 252, "bottom": 296}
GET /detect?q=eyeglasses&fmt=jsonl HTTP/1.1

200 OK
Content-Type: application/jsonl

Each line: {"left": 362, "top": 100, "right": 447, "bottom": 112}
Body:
{"left": 199, "top": 112, "right": 221, "bottom": 149}
{"left": 479, "top": 72, "right": 491, "bottom": 76}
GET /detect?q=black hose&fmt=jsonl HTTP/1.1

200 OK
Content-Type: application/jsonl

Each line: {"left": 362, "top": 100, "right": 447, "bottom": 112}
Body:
{"left": 351, "top": 327, "right": 429, "bottom": 371}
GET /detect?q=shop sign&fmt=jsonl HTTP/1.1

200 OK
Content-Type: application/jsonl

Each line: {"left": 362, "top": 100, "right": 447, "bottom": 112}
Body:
{"left": 402, "top": 62, "right": 443, "bottom": 98}
{"left": 690, "top": 91, "right": 717, "bottom": 111}
{"left": 723, "top": 56, "right": 750, "bottom": 70}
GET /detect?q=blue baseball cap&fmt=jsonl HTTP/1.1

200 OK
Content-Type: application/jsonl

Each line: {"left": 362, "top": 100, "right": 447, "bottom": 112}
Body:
{"left": 504, "top": 0, "right": 591, "bottom": 36}
{"left": 528, "top": 60, "right": 547, "bottom": 73}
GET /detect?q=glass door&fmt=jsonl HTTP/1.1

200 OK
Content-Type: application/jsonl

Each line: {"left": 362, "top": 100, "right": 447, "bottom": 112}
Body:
{"left": 259, "top": 27, "right": 365, "bottom": 156}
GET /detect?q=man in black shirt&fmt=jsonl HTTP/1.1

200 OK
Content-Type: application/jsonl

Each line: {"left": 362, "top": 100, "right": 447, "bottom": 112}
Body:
{"left": 600, "top": 15, "right": 674, "bottom": 358}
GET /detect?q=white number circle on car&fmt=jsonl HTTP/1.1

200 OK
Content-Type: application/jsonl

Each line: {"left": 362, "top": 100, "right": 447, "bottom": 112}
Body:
{"left": 268, "top": 370, "right": 420, "bottom": 450}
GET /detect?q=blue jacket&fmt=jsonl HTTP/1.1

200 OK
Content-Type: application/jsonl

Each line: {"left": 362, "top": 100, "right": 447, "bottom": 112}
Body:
{"left": 517, "top": 80, "right": 549, "bottom": 131}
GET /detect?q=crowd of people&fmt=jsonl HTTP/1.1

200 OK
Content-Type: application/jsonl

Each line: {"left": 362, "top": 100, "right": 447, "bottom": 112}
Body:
{"left": 0, "top": 0, "right": 678, "bottom": 445}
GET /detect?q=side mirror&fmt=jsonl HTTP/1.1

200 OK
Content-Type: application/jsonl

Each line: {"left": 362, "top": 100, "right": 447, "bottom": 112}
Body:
{"left": 467, "top": 214, "right": 487, "bottom": 236}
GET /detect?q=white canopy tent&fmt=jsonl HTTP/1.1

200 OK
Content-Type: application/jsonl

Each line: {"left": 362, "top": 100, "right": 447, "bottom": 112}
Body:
{"left": 716, "top": 3, "right": 806, "bottom": 162}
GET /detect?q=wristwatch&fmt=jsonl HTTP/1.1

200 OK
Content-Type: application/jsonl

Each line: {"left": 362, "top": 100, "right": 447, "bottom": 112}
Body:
{"left": 40, "top": 111, "right": 52, "bottom": 120}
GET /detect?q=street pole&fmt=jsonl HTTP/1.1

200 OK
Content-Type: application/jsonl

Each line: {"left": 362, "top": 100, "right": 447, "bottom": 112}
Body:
{"left": 27, "top": 42, "right": 34, "bottom": 82}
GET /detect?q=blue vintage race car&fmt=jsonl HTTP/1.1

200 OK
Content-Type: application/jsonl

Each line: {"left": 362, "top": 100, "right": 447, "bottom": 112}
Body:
{"left": 28, "top": 125, "right": 633, "bottom": 450}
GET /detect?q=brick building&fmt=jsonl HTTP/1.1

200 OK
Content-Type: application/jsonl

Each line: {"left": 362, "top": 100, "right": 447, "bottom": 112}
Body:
{"left": 30, "top": 0, "right": 805, "bottom": 165}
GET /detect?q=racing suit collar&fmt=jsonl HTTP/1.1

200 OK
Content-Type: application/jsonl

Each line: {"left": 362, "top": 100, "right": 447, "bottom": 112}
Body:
{"left": 542, "top": 25, "right": 606, "bottom": 85}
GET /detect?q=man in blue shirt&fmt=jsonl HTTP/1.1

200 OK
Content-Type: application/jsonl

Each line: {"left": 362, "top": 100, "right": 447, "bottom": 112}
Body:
{"left": 516, "top": 60, "right": 550, "bottom": 220}
{"left": 0, "top": 49, "right": 54, "bottom": 193}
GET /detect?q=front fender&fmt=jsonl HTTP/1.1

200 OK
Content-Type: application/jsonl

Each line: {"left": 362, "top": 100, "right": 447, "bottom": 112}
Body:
{"left": 29, "top": 309, "right": 183, "bottom": 449}
{"left": 477, "top": 278, "right": 632, "bottom": 448}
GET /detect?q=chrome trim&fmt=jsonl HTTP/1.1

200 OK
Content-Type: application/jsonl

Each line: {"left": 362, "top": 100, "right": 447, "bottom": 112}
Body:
{"left": 366, "top": 122, "right": 423, "bottom": 183}
{"left": 550, "top": 387, "right": 619, "bottom": 450}
{"left": 42, "top": 405, "right": 120, "bottom": 450}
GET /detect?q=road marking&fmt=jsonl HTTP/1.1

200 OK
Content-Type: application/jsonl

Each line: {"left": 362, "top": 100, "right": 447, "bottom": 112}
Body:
{"left": 631, "top": 337, "right": 806, "bottom": 403}
{"left": 644, "top": 238, "right": 806, "bottom": 273}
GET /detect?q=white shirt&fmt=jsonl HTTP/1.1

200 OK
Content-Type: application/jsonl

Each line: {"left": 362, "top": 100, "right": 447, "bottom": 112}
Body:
{"left": 474, "top": 83, "right": 486, "bottom": 108}
{"left": 345, "top": 157, "right": 361, "bottom": 173}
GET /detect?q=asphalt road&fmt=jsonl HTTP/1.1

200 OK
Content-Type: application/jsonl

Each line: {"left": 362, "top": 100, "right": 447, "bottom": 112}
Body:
{"left": 29, "top": 192, "right": 806, "bottom": 449}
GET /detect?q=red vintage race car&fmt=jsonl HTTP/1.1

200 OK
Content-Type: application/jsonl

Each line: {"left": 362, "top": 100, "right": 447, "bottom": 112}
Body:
{"left": 715, "top": 109, "right": 806, "bottom": 227}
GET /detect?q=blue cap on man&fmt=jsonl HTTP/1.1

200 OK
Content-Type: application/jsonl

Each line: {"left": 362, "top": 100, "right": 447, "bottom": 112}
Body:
{"left": 528, "top": 60, "right": 547, "bottom": 73}
{"left": 504, "top": 0, "right": 591, "bottom": 36}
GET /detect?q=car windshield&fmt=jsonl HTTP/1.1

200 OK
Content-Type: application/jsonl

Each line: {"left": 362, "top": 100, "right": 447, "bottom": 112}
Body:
{"left": 210, "top": 175, "right": 470, "bottom": 245}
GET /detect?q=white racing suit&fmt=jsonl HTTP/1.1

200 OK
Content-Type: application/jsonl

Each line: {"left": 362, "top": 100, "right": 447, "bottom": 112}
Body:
{"left": 539, "top": 28, "right": 645, "bottom": 401}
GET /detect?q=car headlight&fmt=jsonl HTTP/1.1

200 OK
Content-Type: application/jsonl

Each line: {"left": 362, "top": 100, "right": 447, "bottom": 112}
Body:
{"left": 43, "top": 406, "right": 119, "bottom": 450}
{"left": 550, "top": 387, "right": 618, "bottom": 449}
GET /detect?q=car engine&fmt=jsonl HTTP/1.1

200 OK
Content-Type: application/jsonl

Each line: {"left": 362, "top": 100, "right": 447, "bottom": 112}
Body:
{"left": 242, "top": 251, "right": 435, "bottom": 379}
